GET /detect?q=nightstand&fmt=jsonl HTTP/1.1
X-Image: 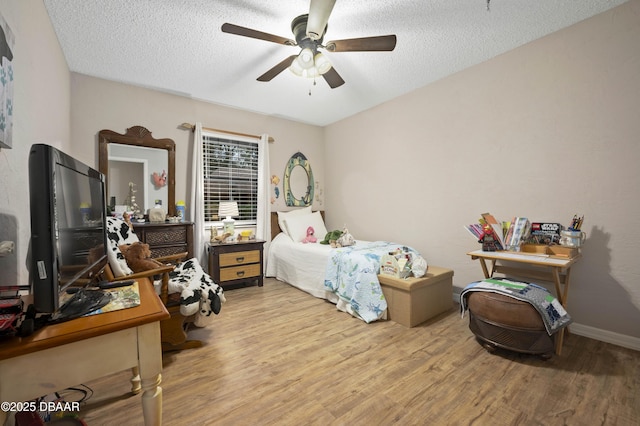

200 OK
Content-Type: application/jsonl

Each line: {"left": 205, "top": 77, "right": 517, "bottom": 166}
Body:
{"left": 207, "top": 240, "right": 265, "bottom": 289}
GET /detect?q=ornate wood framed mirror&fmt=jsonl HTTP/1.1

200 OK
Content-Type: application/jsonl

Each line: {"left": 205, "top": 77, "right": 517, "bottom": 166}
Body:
{"left": 98, "top": 126, "right": 176, "bottom": 216}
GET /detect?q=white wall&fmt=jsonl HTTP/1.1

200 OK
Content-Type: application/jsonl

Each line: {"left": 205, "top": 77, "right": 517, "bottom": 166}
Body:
{"left": 325, "top": 0, "right": 640, "bottom": 345}
{"left": 68, "top": 74, "right": 325, "bottom": 256}
{"left": 0, "top": 0, "right": 70, "bottom": 287}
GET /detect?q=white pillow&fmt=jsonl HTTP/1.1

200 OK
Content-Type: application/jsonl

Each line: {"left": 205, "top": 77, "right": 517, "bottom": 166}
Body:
{"left": 277, "top": 206, "right": 312, "bottom": 237}
{"left": 285, "top": 211, "right": 328, "bottom": 243}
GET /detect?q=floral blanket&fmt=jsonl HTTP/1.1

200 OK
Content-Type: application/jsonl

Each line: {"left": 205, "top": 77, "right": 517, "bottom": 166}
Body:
{"left": 460, "top": 278, "right": 572, "bottom": 335}
{"left": 324, "top": 241, "right": 417, "bottom": 323}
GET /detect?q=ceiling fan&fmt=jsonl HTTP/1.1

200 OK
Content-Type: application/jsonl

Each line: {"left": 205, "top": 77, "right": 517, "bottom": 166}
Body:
{"left": 221, "top": 0, "right": 397, "bottom": 89}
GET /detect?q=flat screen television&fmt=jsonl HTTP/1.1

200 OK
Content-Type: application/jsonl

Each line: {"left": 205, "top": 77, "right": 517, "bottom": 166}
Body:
{"left": 29, "top": 144, "right": 108, "bottom": 313}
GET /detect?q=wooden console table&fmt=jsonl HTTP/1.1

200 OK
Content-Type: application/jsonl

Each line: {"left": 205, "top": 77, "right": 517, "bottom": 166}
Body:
{"left": 467, "top": 249, "right": 581, "bottom": 355}
{"left": 0, "top": 279, "right": 169, "bottom": 425}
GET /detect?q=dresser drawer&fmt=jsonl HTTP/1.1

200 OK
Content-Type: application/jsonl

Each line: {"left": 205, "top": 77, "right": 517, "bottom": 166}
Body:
{"left": 150, "top": 245, "right": 188, "bottom": 258}
{"left": 143, "top": 227, "right": 188, "bottom": 245}
{"left": 219, "top": 250, "right": 260, "bottom": 267}
{"left": 219, "top": 264, "right": 261, "bottom": 282}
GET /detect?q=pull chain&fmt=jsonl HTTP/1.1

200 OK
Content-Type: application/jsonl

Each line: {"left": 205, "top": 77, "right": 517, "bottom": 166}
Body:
{"left": 308, "top": 78, "right": 317, "bottom": 96}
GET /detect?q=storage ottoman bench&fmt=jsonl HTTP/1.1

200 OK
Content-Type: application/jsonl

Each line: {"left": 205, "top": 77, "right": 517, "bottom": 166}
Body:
{"left": 378, "top": 266, "right": 454, "bottom": 327}
{"left": 466, "top": 291, "right": 555, "bottom": 357}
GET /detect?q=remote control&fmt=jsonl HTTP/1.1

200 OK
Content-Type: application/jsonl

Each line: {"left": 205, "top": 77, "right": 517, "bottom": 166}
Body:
{"left": 98, "top": 280, "right": 135, "bottom": 289}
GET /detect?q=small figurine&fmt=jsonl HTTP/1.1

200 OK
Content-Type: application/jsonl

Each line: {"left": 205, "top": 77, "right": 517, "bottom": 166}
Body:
{"left": 478, "top": 224, "right": 499, "bottom": 251}
{"left": 122, "top": 211, "right": 133, "bottom": 230}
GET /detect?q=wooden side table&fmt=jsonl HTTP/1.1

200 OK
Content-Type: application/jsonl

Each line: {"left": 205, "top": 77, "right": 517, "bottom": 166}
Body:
{"left": 467, "top": 249, "right": 581, "bottom": 355}
{"left": 208, "top": 240, "right": 265, "bottom": 289}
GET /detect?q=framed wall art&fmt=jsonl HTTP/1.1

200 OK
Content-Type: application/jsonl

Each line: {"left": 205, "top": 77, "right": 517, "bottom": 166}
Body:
{"left": 0, "top": 12, "right": 14, "bottom": 149}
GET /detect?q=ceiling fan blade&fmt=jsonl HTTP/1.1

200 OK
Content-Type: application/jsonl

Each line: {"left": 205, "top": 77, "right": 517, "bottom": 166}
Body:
{"left": 307, "top": 0, "right": 336, "bottom": 40}
{"left": 325, "top": 35, "right": 397, "bottom": 52}
{"left": 257, "top": 55, "right": 297, "bottom": 82}
{"left": 221, "top": 23, "right": 295, "bottom": 46}
{"left": 322, "top": 67, "right": 345, "bottom": 89}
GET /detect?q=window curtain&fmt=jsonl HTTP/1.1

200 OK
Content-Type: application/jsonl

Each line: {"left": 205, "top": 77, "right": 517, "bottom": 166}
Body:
{"left": 190, "top": 122, "right": 206, "bottom": 266}
{"left": 190, "top": 125, "right": 271, "bottom": 270}
{"left": 256, "top": 134, "right": 271, "bottom": 264}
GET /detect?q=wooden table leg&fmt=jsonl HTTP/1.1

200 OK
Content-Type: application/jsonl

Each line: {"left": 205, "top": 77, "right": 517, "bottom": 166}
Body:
{"left": 137, "top": 322, "right": 163, "bottom": 426}
{"left": 551, "top": 266, "right": 573, "bottom": 356}
{"left": 131, "top": 366, "right": 142, "bottom": 394}
{"left": 478, "top": 258, "right": 490, "bottom": 279}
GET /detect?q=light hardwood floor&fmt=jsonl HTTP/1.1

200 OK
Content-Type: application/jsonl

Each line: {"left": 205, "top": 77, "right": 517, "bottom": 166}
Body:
{"left": 77, "top": 278, "right": 639, "bottom": 425}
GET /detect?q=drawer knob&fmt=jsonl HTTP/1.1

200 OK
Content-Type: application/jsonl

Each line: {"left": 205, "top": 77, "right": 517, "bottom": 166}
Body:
{"left": 236, "top": 271, "right": 245, "bottom": 277}
{"left": 235, "top": 256, "right": 245, "bottom": 263}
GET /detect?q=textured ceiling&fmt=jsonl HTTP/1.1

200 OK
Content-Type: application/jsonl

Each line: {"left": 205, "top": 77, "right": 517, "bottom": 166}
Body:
{"left": 44, "top": 0, "right": 627, "bottom": 126}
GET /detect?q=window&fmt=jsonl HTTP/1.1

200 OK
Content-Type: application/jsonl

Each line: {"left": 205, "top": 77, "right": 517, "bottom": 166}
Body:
{"left": 202, "top": 133, "right": 259, "bottom": 225}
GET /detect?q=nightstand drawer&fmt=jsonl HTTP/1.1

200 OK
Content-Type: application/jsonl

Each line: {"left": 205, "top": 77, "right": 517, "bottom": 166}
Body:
{"left": 219, "top": 250, "right": 260, "bottom": 267}
{"left": 219, "top": 264, "right": 261, "bottom": 282}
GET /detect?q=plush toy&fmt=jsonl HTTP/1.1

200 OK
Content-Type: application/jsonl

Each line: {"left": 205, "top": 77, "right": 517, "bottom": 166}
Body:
{"left": 152, "top": 170, "right": 167, "bottom": 188}
{"left": 336, "top": 227, "right": 355, "bottom": 247}
{"left": 301, "top": 226, "right": 317, "bottom": 243}
{"left": 320, "top": 229, "right": 343, "bottom": 246}
{"left": 119, "top": 242, "right": 165, "bottom": 273}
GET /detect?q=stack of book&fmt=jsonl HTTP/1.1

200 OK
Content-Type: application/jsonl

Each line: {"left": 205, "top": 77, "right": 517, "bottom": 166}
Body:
{"left": 465, "top": 213, "right": 532, "bottom": 251}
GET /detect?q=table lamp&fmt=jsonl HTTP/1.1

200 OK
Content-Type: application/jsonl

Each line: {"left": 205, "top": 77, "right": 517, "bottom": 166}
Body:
{"left": 219, "top": 201, "right": 239, "bottom": 235}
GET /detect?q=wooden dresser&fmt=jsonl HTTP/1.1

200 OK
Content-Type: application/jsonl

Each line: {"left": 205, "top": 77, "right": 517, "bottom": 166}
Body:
{"left": 208, "top": 240, "right": 265, "bottom": 289}
{"left": 133, "top": 222, "right": 194, "bottom": 259}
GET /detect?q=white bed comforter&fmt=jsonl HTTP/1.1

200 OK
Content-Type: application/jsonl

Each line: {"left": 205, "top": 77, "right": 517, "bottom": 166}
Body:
{"left": 266, "top": 232, "right": 339, "bottom": 303}
{"left": 267, "top": 233, "right": 415, "bottom": 323}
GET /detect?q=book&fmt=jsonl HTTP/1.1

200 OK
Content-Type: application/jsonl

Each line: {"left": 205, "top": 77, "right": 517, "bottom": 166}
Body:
{"left": 481, "top": 213, "right": 506, "bottom": 249}
{"left": 466, "top": 213, "right": 506, "bottom": 250}
{"left": 527, "top": 222, "right": 563, "bottom": 245}
{"left": 505, "top": 217, "right": 531, "bottom": 250}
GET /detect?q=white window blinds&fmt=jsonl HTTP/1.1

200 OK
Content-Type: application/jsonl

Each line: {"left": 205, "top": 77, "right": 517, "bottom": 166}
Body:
{"left": 202, "top": 133, "right": 259, "bottom": 224}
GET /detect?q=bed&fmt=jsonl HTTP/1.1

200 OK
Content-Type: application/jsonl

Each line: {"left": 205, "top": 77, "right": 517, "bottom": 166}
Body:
{"left": 266, "top": 209, "right": 438, "bottom": 324}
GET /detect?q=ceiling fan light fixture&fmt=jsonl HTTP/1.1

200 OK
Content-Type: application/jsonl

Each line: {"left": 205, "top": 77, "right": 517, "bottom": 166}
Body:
{"left": 302, "top": 67, "right": 320, "bottom": 78}
{"left": 289, "top": 58, "right": 304, "bottom": 76}
{"left": 297, "top": 48, "right": 315, "bottom": 69}
{"left": 314, "top": 52, "right": 331, "bottom": 74}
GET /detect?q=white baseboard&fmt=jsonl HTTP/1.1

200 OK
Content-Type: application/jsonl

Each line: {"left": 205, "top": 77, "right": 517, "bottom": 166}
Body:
{"left": 452, "top": 292, "right": 640, "bottom": 352}
{"left": 569, "top": 323, "right": 640, "bottom": 351}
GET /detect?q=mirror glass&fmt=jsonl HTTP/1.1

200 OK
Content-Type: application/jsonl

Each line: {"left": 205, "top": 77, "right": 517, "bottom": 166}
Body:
{"left": 283, "top": 152, "right": 314, "bottom": 207}
{"left": 289, "top": 166, "right": 309, "bottom": 202}
{"left": 99, "top": 126, "right": 176, "bottom": 217}
{"left": 107, "top": 144, "right": 169, "bottom": 212}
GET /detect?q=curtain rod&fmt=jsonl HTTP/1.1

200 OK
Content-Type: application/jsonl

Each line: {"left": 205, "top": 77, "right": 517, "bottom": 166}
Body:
{"left": 180, "top": 122, "right": 274, "bottom": 143}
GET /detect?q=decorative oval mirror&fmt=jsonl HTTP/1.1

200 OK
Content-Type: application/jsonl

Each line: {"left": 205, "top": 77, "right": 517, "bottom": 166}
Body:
{"left": 283, "top": 152, "right": 314, "bottom": 207}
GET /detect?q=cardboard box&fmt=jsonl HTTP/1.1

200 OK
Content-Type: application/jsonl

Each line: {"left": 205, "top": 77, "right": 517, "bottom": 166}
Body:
{"left": 378, "top": 266, "right": 454, "bottom": 327}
